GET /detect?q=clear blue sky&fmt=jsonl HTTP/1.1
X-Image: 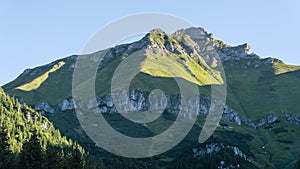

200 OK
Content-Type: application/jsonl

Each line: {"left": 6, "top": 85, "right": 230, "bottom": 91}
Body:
{"left": 1, "top": 0, "right": 299, "bottom": 85}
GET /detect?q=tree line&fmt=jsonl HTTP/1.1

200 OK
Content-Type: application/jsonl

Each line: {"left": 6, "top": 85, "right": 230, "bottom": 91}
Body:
{"left": 0, "top": 88, "right": 97, "bottom": 169}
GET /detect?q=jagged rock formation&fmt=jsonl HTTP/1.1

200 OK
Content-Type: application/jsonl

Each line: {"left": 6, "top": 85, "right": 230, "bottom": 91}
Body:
{"left": 29, "top": 89, "right": 241, "bottom": 125}
{"left": 33, "top": 91, "right": 300, "bottom": 129}
{"left": 287, "top": 114, "right": 300, "bottom": 126}
{"left": 216, "top": 43, "right": 258, "bottom": 62}
{"left": 193, "top": 143, "right": 247, "bottom": 160}
{"left": 244, "top": 112, "right": 300, "bottom": 128}
{"left": 34, "top": 101, "right": 54, "bottom": 115}
{"left": 58, "top": 98, "right": 76, "bottom": 111}
{"left": 256, "top": 114, "right": 279, "bottom": 127}
{"left": 32, "top": 90, "right": 300, "bottom": 128}
{"left": 193, "top": 143, "right": 248, "bottom": 168}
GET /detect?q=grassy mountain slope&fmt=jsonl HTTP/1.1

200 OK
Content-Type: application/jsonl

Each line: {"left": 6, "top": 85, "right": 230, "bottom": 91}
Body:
{"left": 224, "top": 58, "right": 300, "bottom": 118}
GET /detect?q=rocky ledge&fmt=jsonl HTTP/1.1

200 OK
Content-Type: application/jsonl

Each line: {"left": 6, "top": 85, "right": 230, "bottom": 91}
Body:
{"left": 28, "top": 89, "right": 242, "bottom": 125}
{"left": 193, "top": 143, "right": 248, "bottom": 168}
{"left": 25, "top": 90, "right": 300, "bottom": 128}
{"left": 244, "top": 111, "right": 300, "bottom": 128}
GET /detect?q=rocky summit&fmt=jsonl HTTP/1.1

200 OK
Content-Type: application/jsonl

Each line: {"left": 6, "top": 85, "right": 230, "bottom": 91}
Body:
{"left": 3, "top": 27, "right": 300, "bottom": 168}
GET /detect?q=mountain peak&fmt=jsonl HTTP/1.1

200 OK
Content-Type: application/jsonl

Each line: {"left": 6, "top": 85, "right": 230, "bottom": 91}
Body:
{"left": 149, "top": 28, "right": 166, "bottom": 33}
{"left": 113, "top": 27, "right": 258, "bottom": 63}
{"left": 174, "top": 27, "right": 210, "bottom": 39}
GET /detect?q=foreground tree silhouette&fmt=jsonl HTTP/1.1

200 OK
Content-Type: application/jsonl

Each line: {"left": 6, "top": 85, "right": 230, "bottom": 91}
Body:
{"left": 19, "top": 132, "right": 43, "bottom": 169}
{"left": 68, "top": 143, "right": 85, "bottom": 169}
{"left": 0, "top": 127, "right": 14, "bottom": 169}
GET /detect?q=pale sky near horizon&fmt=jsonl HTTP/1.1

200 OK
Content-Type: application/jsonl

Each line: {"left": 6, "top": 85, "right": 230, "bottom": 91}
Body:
{"left": 1, "top": 0, "right": 299, "bottom": 85}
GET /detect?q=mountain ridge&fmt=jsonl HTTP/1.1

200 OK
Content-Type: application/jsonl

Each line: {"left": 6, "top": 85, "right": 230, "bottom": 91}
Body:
{"left": 2, "top": 26, "right": 300, "bottom": 168}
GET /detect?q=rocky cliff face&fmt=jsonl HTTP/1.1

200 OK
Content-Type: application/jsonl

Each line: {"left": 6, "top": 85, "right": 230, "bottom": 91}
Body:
{"left": 193, "top": 142, "right": 248, "bottom": 168}
{"left": 217, "top": 43, "right": 259, "bottom": 62}
{"left": 243, "top": 112, "right": 300, "bottom": 128}
{"left": 30, "top": 89, "right": 241, "bottom": 125}
{"left": 288, "top": 115, "right": 300, "bottom": 125}
{"left": 31, "top": 89, "right": 300, "bottom": 129}
{"left": 193, "top": 143, "right": 247, "bottom": 160}
{"left": 34, "top": 101, "right": 54, "bottom": 115}
{"left": 173, "top": 27, "right": 259, "bottom": 63}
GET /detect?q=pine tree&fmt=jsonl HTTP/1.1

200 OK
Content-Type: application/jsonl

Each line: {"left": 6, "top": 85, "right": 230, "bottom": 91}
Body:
{"left": 68, "top": 144, "right": 84, "bottom": 169}
{"left": 84, "top": 160, "right": 97, "bottom": 169}
{"left": 19, "top": 132, "right": 43, "bottom": 169}
{"left": 42, "top": 145, "right": 59, "bottom": 169}
{"left": 0, "top": 127, "right": 13, "bottom": 169}
{"left": 0, "top": 88, "right": 95, "bottom": 168}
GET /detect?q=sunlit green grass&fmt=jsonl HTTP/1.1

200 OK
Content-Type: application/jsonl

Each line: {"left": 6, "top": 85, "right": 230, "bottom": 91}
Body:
{"left": 16, "top": 61, "right": 65, "bottom": 91}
